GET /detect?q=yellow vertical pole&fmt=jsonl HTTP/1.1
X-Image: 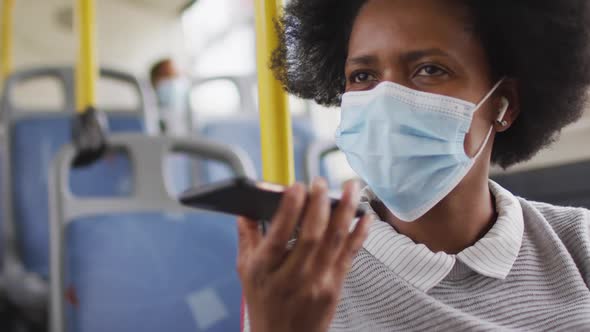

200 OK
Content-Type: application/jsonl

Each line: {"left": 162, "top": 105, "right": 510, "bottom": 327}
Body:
{"left": 75, "top": 0, "right": 98, "bottom": 112}
{"left": 1, "top": 0, "right": 15, "bottom": 82}
{"left": 254, "top": 0, "right": 294, "bottom": 185}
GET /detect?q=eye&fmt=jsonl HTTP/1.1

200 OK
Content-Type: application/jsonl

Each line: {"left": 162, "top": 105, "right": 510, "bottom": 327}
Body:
{"left": 415, "top": 65, "right": 448, "bottom": 77}
{"left": 350, "top": 71, "right": 377, "bottom": 83}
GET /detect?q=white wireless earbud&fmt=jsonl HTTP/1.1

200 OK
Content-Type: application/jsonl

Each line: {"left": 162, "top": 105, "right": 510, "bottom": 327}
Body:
{"left": 496, "top": 97, "right": 510, "bottom": 127}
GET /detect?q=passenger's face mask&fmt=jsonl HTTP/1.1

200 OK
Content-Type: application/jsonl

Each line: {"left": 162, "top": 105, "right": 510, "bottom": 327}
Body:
{"left": 155, "top": 78, "right": 191, "bottom": 134}
{"left": 336, "top": 80, "right": 504, "bottom": 222}
{"left": 155, "top": 78, "right": 190, "bottom": 111}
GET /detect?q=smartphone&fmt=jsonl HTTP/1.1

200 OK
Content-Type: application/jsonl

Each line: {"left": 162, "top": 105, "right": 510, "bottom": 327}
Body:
{"left": 178, "top": 177, "right": 365, "bottom": 221}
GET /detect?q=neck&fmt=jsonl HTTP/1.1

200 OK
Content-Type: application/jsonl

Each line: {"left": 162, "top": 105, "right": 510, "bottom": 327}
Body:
{"left": 372, "top": 161, "right": 497, "bottom": 255}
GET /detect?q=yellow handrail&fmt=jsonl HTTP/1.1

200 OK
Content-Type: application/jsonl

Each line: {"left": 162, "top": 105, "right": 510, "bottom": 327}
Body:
{"left": 1, "top": 0, "right": 15, "bottom": 83}
{"left": 254, "top": 0, "right": 295, "bottom": 186}
{"left": 75, "top": 0, "right": 98, "bottom": 112}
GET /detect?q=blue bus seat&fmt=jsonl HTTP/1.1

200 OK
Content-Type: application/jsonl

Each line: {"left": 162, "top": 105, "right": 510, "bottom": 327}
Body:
{"left": 65, "top": 212, "right": 240, "bottom": 332}
{"left": 0, "top": 67, "right": 151, "bottom": 279}
{"left": 12, "top": 114, "right": 143, "bottom": 277}
{"left": 165, "top": 153, "right": 196, "bottom": 195}
{"left": 198, "top": 115, "right": 328, "bottom": 183}
{"left": 304, "top": 140, "right": 346, "bottom": 190}
{"left": 50, "top": 134, "right": 257, "bottom": 332}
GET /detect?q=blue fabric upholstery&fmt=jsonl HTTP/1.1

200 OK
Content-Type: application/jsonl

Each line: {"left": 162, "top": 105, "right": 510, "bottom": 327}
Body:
{"left": 165, "top": 155, "right": 195, "bottom": 196}
{"left": 199, "top": 117, "right": 328, "bottom": 183}
{"left": 65, "top": 212, "right": 241, "bottom": 332}
{"left": 11, "top": 114, "right": 144, "bottom": 277}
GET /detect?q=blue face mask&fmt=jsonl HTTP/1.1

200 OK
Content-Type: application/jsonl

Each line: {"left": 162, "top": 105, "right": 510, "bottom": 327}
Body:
{"left": 156, "top": 78, "right": 190, "bottom": 111}
{"left": 155, "top": 78, "right": 191, "bottom": 134}
{"left": 336, "top": 80, "right": 504, "bottom": 222}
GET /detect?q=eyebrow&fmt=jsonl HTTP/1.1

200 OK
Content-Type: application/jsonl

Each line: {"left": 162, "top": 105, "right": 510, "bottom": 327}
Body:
{"left": 400, "top": 48, "right": 450, "bottom": 63}
{"left": 346, "top": 48, "right": 451, "bottom": 66}
{"left": 346, "top": 55, "right": 378, "bottom": 66}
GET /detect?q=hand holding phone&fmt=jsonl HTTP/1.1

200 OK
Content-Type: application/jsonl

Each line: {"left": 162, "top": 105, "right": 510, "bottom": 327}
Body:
{"left": 235, "top": 179, "right": 372, "bottom": 332}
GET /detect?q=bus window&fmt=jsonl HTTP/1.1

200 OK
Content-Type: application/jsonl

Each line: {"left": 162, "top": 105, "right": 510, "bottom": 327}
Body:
{"left": 310, "top": 103, "right": 341, "bottom": 140}
{"left": 190, "top": 79, "right": 241, "bottom": 119}
{"left": 182, "top": 0, "right": 234, "bottom": 54}
{"left": 192, "top": 27, "right": 256, "bottom": 77}
{"left": 97, "top": 76, "right": 140, "bottom": 112}
{"left": 324, "top": 151, "right": 357, "bottom": 189}
{"left": 183, "top": 0, "right": 255, "bottom": 78}
{"left": 250, "top": 84, "right": 309, "bottom": 115}
{"left": 11, "top": 76, "right": 65, "bottom": 111}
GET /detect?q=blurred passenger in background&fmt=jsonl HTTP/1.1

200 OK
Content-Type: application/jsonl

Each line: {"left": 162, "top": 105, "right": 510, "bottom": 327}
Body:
{"left": 150, "top": 58, "right": 191, "bottom": 136}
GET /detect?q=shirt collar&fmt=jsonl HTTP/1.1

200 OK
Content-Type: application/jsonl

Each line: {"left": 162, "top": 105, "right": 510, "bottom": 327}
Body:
{"left": 361, "top": 180, "right": 524, "bottom": 292}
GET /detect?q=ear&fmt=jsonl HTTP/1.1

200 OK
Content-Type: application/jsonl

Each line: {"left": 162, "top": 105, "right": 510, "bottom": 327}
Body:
{"left": 493, "top": 78, "right": 520, "bottom": 133}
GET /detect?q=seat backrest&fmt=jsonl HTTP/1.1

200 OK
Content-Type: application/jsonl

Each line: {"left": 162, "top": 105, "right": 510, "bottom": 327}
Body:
{"left": 492, "top": 160, "right": 590, "bottom": 208}
{"left": 0, "top": 67, "right": 151, "bottom": 277}
{"left": 0, "top": 66, "right": 157, "bottom": 124}
{"left": 198, "top": 115, "right": 326, "bottom": 183}
{"left": 190, "top": 75, "right": 258, "bottom": 122}
{"left": 49, "top": 134, "right": 255, "bottom": 332}
{"left": 305, "top": 139, "right": 342, "bottom": 190}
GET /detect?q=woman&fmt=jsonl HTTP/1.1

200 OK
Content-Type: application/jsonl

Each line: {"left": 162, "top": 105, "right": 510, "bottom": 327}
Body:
{"left": 237, "top": 0, "right": 590, "bottom": 330}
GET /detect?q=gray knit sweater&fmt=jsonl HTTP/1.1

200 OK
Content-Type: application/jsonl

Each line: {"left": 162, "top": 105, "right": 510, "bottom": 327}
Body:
{"left": 243, "top": 182, "right": 590, "bottom": 331}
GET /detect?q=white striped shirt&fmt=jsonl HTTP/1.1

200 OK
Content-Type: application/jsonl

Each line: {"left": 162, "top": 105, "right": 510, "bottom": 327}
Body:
{"left": 361, "top": 181, "right": 524, "bottom": 292}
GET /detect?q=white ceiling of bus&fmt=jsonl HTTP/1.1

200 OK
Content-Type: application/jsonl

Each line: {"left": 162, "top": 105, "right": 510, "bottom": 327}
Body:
{"left": 11, "top": 0, "right": 187, "bottom": 74}
{"left": 123, "top": 0, "right": 191, "bottom": 14}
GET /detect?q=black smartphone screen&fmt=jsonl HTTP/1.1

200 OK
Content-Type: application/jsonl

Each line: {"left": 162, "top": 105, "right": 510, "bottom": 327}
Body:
{"left": 178, "top": 177, "right": 365, "bottom": 221}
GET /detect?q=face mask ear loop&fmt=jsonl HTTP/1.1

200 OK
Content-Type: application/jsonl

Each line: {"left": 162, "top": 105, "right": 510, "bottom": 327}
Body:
{"left": 472, "top": 127, "right": 494, "bottom": 160}
{"left": 470, "top": 77, "right": 506, "bottom": 160}
{"left": 472, "top": 78, "right": 506, "bottom": 112}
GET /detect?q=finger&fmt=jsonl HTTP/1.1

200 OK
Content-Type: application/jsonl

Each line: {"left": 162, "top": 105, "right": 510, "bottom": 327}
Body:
{"left": 314, "top": 180, "right": 360, "bottom": 270}
{"left": 236, "top": 217, "right": 262, "bottom": 274}
{"left": 258, "top": 183, "right": 306, "bottom": 269}
{"left": 237, "top": 217, "right": 262, "bottom": 256}
{"left": 283, "top": 178, "right": 330, "bottom": 272}
{"left": 334, "top": 213, "right": 372, "bottom": 279}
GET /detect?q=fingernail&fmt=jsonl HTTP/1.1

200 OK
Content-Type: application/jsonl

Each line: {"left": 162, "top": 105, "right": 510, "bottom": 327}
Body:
{"left": 311, "top": 178, "right": 319, "bottom": 193}
{"left": 292, "top": 182, "right": 305, "bottom": 197}
{"left": 312, "top": 177, "right": 326, "bottom": 195}
{"left": 285, "top": 184, "right": 297, "bottom": 198}
{"left": 366, "top": 214, "right": 375, "bottom": 226}
{"left": 349, "top": 181, "right": 360, "bottom": 202}
{"left": 315, "top": 177, "right": 327, "bottom": 188}
{"left": 352, "top": 180, "right": 360, "bottom": 192}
